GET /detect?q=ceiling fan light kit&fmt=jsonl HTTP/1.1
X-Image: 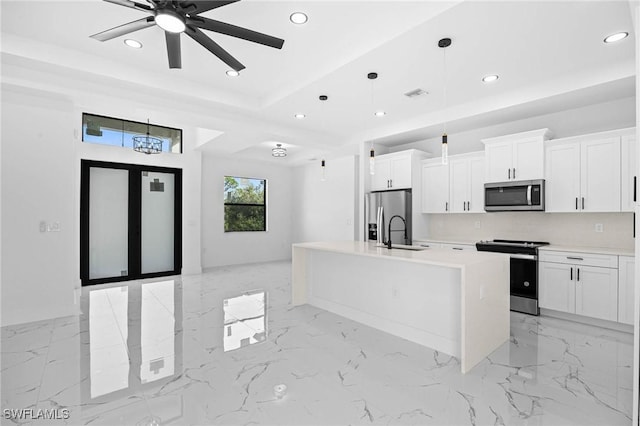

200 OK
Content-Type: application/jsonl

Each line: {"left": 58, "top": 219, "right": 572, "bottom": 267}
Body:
{"left": 155, "top": 9, "right": 186, "bottom": 33}
{"left": 91, "top": 0, "right": 285, "bottom": 72}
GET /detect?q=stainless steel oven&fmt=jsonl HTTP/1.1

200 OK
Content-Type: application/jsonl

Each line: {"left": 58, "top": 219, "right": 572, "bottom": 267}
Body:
{"left": 476, "top": 239, "right": 550, "bottom": 315}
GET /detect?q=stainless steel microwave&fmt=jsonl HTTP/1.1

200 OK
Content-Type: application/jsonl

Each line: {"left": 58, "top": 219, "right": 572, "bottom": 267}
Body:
{"left": 484, "top": 179, "right": 545, "bottom": 211}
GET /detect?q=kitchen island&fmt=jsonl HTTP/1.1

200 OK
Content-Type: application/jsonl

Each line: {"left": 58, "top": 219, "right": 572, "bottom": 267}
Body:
{"left": 291, "top": 241, "right": 510, "bottom": 373}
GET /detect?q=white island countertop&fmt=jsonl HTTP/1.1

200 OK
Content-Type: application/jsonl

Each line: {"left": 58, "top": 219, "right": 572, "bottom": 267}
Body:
{"left": 292, "top": 240, "right": 510, "bottom": 374}
{"left": 292, "top": 240, "right": 507, "bottom": 268}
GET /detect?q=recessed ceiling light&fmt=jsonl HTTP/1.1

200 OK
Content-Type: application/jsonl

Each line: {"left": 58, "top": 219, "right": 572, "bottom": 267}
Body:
{"left": 290, "top": 12, "right": 308, "bottom": 24}
{"left": 294, "top": 113, "right": 306, "bottom": 119}
{"left": 604, "top": 32, "right": 629, "bottom": 43}
{"left": 374, "top": 111, "right": 386, "bottom": 117}
{"left": 226, "top": 70, "right": 239, "bottom": 77}
{"left": 482, "top": 74, "right": 499, "bottom": 83}
{"left": 124, "top": 39, "right": 142, "bottom": 49}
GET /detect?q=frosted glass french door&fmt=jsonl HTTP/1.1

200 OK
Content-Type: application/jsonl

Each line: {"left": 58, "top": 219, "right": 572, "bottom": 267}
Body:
{"left": 88, "top": 167, "right": 129, "bottom": 280}
{"left": 81, "top": 161, "right": 182, "bottom": 285}
{"left": 141, "top": 171, "right": 175, "bottom": 274}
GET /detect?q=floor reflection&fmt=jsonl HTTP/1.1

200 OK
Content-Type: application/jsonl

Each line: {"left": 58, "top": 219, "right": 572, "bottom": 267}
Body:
{"left": 223, "top": 290, "right": 267, "bottom": 352}
{"left": 81, "top": 279, "right": 183, "bottom": 420}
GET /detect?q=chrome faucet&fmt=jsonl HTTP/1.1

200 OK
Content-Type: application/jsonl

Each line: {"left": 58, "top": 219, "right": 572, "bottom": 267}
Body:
{"left": 387, "top": 215, "right": 407, "bottom": 249}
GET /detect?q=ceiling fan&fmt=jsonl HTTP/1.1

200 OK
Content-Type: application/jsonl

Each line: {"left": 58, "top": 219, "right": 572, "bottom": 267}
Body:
{"left": 90, "top": 0, "right": 285, "bottom": 72}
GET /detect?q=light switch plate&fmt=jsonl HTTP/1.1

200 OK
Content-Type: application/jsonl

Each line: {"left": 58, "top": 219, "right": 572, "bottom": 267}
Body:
{"left": 595, "top": 223, "right": 604, "bottom": 233}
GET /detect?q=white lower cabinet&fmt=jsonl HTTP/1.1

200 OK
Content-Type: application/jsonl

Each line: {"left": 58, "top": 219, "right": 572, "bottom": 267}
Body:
{"left": 539, "top": 250, "right": 618, "bottom": 322}
{"left": 618, "top": 255, "right": 635, "bottom": 325}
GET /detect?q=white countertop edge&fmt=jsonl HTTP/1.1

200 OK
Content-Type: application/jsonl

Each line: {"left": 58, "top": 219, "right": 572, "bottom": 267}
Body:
{"left": 413, "top": 238, "right": 478, "bottom": 246}
{"left": 539, "top": 245, "right": 634, "bottom": 257}
{"left": 293, "top": 241, "right": 508, "bottom": 269}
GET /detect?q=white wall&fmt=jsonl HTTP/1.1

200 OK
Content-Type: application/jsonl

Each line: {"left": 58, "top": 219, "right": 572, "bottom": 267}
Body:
{"left": 201, "top": 154, "right": 293, "bottom": 268}
{"left": 2, "top": 86, "right": 78, "bottom": 325}
{"left": 1, "top": 83, "right": 203, "bottom": 326}
{"left": 292, "top": 156, "right": 358, "bottom": 243}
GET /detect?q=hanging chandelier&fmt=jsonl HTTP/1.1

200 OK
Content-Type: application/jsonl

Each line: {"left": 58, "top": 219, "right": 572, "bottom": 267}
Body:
{"left": 272, "top": 143, "right": 287, "bottom": 157}
{"left": 133, "top": 119, "right": 162, "bottom": 154}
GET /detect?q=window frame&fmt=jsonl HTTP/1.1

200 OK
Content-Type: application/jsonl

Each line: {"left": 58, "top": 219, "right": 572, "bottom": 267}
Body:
{"left": 81, "top": 112, "right": 183, "bottom": 154}
{"left": 223, "top": 176, "right": 267, "bottom": 233}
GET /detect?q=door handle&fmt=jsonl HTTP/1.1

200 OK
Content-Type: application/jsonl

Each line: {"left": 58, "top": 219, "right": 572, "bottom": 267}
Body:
{"left": 582, "top": 197, "right": 585, "bottom": 210}
{"left": 445, "top": 201, "right": 449, "bottom": 212}
{"left": 508, "top": 168, "right": 511, "bottom": 180}
{"left": 570, "top": 267, "right": 573, "bottom": 281}
{"left": 634, "top": 176, "right": 637, "bottom": 202}
{"left": 575, "top": 197, "right": 578, "bottom": 210}
{"left": 577, "top": 267, "right": 580, "bottom": 282}
{"left": 390, "top": 179, "right": 393, "bottom": 188}
{"left": 513, "top": 168, "right": 516, "bottom": 179}
{"left": 566, "top": 256, "right": 584, "bottom": 261}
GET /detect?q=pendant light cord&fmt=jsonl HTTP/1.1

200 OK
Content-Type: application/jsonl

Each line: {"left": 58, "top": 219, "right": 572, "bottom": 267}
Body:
{"left": 443, "top": 47, "right": 447, "bottom": 135}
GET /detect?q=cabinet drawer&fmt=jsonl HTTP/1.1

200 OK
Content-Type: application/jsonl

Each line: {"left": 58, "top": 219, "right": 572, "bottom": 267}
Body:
{"left": 538, "top": 250, "right": 618, "bottom": 268}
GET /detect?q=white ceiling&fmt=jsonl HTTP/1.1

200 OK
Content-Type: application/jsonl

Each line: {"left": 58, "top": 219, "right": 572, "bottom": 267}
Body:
{"left": 0, "top": 0, "right": 635, "bottom": 165}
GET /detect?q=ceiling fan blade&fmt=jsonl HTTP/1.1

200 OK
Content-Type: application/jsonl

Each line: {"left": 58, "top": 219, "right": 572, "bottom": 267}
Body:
{"left": 90, "top": 16, "right": 155, "bottom": 41}
{"left": 179, "top": 1, "right": 240, "bottom": 14}
{"left": 165, "top": 32, "right": 182, "bottom": 69}
{"left": 103, "top": 0, "right": 152, "bottom": 12}
{"left": 186, "top": 27, "right": 245, "bottom": 71}
{"left": 187, "top": 17, "right": 284, "bottom": 49}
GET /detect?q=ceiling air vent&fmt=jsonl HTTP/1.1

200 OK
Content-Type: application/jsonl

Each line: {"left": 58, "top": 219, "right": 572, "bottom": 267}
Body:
{"left": 404, "top": 88, "right": 428, "bottom": 99}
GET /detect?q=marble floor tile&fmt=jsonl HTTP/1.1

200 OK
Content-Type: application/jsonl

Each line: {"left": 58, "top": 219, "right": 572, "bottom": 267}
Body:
{"left": 0, "top": 260, "right": 634, "bottom": 425}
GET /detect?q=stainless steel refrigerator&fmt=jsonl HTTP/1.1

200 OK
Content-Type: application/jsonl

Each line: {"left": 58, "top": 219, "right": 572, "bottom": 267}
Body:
{"left": 365, "top": 189, "right": 412, "bottom": 246}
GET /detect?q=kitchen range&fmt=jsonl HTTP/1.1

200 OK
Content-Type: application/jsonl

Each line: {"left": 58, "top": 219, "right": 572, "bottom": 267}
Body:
{"left": 476, "top": 239, "right": 550, "bottom": 315}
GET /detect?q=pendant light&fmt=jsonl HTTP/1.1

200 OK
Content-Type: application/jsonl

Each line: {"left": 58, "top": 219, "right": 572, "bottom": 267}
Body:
{"left": 133, "top": 119, "right": 163, "bottom": 154}
{"left": 438, "top": 37, "right": 451, "bottom": 165}
{"left": 319, "top": 95, "right": 328, "bottom": 181}
{"left": 368, "top": 72, "right": 378, "bottom": 175}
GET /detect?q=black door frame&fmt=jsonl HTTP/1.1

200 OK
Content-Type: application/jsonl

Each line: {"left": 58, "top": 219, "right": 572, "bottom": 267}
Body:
{"left": 80, "top": 160, "right": 182, "bottom": 286}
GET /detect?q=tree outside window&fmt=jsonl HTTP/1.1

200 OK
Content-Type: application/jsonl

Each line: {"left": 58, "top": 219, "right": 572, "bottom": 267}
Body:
{"left": 224, "top": 177, "right": 266, "bottom": 232}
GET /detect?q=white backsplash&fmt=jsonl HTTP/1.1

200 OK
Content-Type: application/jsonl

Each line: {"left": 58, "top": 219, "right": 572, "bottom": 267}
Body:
{"left": 424, "top": 212, "right": 634, "bottom": 250}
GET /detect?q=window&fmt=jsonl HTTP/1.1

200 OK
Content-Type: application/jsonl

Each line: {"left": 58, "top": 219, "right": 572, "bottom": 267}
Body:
{"left": 82, "top": 113, "right": 182, "bottom": 153}
{"left": 224, "top": 177, "right": 266, "bottom": 232}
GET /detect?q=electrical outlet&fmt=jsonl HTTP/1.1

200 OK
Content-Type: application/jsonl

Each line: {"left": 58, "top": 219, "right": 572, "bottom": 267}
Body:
{"left": 39, "top": 221, "right": 47, "bottom": 233}
{"left": 595, "top": 223, "right": 604, "bottom": 233}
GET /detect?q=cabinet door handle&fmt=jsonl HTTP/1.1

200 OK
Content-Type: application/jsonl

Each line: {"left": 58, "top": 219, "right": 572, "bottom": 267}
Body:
{"left": 445, "top": 202, "right": 448, "bottom": 212}
{"left": 577, "top": 267, "right": 580, "bottom": 282}
{"left": 570, "top": 267, "right": 573, "bottom": 281}
{"left": 508, "top": 168, "right": 511, "bottom": 180}
{"left": 390, "top": 179, "right": 393, "bottom": 187}
{"left": 513, "top": 168, "right": 516, "bottom": 179}
{"left": 566, "top": 256, "right": 584, "bottom": 261}
{"left": 634, "top": 176, "right": 637, "bottom": 202}
{"left": 452, "top": 247, "right": 463, "bottom": 250}
{"left": 582, "top": 197, "right": 585, "bottom": 210}
{"left": 575, "top": 197, "right": 578, "bottom": 210}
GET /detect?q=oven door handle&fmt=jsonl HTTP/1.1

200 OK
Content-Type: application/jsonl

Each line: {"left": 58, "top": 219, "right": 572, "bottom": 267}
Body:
{"left": 510, "top": 254, "right": 537, "bottom": 260}
{"left": 527, "top": 185, "right": 532, "bottom": 205}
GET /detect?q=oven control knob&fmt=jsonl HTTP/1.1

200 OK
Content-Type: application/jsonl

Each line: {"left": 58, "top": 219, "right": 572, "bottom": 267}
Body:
{"left": 524, "top": 281, "right": 530, "bottom": 287}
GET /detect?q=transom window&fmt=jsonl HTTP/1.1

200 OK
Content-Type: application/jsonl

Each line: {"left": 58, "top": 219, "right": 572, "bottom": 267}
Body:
{"left": 82, "top": 113, "right": 182, "bottom": 153}
{"left": 224, "top": 177, "right": 266, "bottom": 232}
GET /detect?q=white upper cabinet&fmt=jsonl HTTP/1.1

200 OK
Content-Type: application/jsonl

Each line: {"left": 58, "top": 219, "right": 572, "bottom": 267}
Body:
{"left": 449, "top": 153, "right": 485, "bottom": 213}
{"left": 482, "top": 129, "right": 551, "bottom": 183}
{"left": 621, "top": 133, "right": 637, "bottom": 212}
{"left": 545, "top": 131, "right": 626, "bottom": 212}
{"left": 421, "top": 160, "right": 450, "bottom": 213}
{"left": 371, "top": 150, "right": 424, "bottom": 191}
